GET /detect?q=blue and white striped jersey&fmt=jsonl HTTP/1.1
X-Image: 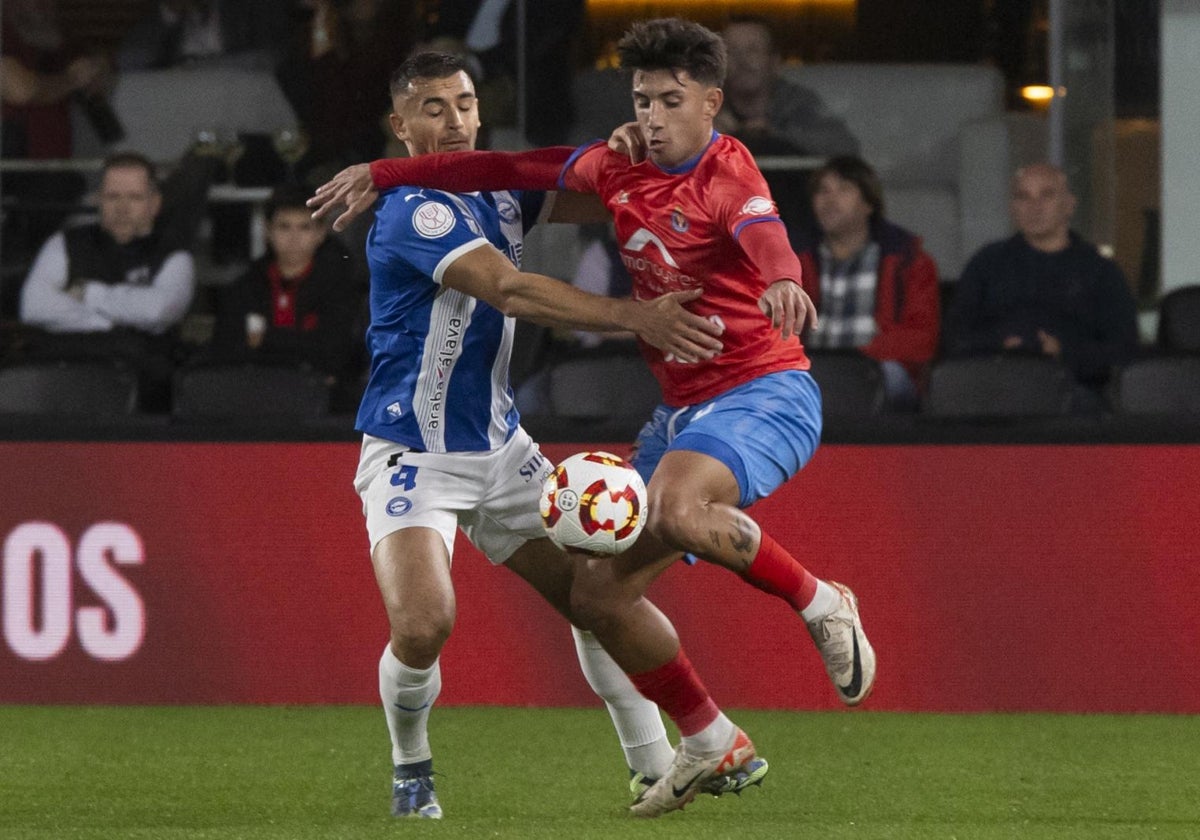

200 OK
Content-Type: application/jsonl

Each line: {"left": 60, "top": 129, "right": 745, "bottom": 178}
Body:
{"left": 356, "top": 185, "right": 543, "bottom": 453}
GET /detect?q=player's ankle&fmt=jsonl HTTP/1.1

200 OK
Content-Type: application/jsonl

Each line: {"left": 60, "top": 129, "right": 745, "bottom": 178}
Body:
{"left": 680, "top": 712, "right": 736, "bottom": 755}
{"left": 799, "top": 579, "right": 841, "bottom": 621}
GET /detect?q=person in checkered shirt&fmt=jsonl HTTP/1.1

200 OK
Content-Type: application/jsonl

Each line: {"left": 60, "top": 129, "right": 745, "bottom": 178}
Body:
{"left": 794, "top": 156, "right": 942, "bottom": 410}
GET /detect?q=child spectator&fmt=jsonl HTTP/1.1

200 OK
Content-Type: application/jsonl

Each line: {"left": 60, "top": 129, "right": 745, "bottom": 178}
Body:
{"left": 209, "top": 183, "right": 363, "bottom": 406}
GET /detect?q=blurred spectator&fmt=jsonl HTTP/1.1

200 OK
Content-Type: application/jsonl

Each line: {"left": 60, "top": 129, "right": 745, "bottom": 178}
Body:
{"left": 119, "top": 0, "right": 299, "bottom": 268}
{"left": 208, "top": 184, "right": 363, "bottom": 406}
{"left": 796, "top": 156, "right": 940, "bottom": 410}
{"left": 568, "top": 223, "right": 634, "bottom": 349}
{"left": 513, "top": 223, "right": 636, "bottom": 414}
{"left": 1, "top": 0, "right": 116, "bottom": 259}
{"left": 118, "top": 0, "right": 293, "bottom": 70}
{"left": 948, "top": 163, "right": 1139, "bottom": 409}
{"left": 275, "top": 0, "right": 419, "bottom": 181}
{"left": 429, "top": 0, "right": 584, "bottom": 146}
{"left": 18, "top": 152, "right": 196, "bottom": 411}
{"left": 716, "top": 14, "right": 859, "bottom": 157}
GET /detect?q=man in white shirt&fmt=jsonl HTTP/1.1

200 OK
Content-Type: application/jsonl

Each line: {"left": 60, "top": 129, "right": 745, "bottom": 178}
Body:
{"left": 19, "top": 151, "right": 195, "bottom": 410}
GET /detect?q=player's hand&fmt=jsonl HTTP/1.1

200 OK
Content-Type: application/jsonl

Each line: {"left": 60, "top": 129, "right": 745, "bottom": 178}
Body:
{"left": 307, "top": 163, "right": 377, "bottom": 231}
{"left": 608, "top": 122, "right": 647, "bottom": 165}
{"left": 632, "top": 288, "right": 724, "bottom": 363}
{"left": 66, "top": 55, "right": 105, "bottom": 92}
{"left": 759, "top": 280, "right": 816, "bottom": 340}
{"left": 1037, "top": 329, "right": 1062, "bottom": 358}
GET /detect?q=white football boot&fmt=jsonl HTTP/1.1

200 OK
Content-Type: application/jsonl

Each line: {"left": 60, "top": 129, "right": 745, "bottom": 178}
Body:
{"left": 806, "top": 581, "right": 876, "bottom": 706}
{"left": 629, "top": 728, "right": 759, "bottom": 818}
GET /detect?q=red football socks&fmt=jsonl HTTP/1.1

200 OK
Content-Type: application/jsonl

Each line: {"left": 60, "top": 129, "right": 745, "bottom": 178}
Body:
{"left": 628, "top": 648, "right": 719, "bottom": 736}
{"left": 744, "top": 531, "right": 818, "bottom": 611}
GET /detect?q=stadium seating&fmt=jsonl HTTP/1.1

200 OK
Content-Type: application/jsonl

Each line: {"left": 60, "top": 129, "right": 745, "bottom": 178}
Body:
{"left": 111, "top": 67, "right": 297, "bottom": 164}
{"left": 0, "top": 359, "right": 139, "bottom": 415}
{"left": 509, "top": 320, "right": 553, "bottom": 390}
{"left": 1157, "top": 285, "right": 1200, "bottom": 353}
{"left": 924, "top": 354, "right": 1074, "bottom": 418}
{"left": 541, "top": 347, "right": 661, "bottom": 421}
{"left": 805, "top": 350, "right": 885, "bottom": 417}
{"left": 1111, "top": 357, "right": 1200, "bottom": 416}
{"left": 172, "top": 363, "right": 330, "bottom": 421}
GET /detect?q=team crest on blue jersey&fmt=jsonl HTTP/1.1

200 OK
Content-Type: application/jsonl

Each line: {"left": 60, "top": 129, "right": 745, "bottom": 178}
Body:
{"left": 413, "top": 201, "right": 456, "bottom": 238}
{"left": 386, "top": 401, "right": 404, "bottom": 418}
{"left": 386, "top": 496, "right": 413, "bottom": 516}
{"left": 671, "top": 207, "right": 689, "bottom": 233}
{"left": 496, "top": 196, "right": 518, "bottom": 223}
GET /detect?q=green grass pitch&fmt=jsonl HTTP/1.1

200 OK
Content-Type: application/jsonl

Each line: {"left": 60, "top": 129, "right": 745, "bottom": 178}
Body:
{"left": 2, "top": 706, "right": 1198, "bottom": 839}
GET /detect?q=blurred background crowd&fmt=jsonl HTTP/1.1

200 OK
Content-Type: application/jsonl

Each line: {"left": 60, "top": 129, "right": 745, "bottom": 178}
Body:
{"left": 2, "top": 0, "right": 1194, "bottom": 434}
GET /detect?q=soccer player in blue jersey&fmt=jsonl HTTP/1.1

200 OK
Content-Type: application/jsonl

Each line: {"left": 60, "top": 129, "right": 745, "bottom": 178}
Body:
{"left": 354, "top": 51, "right": 767, "bottom": 820}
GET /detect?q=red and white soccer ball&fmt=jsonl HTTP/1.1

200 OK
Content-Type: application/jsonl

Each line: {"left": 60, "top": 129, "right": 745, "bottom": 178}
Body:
{"left": 540, "top": 451, "right": 648, "bottom": 555}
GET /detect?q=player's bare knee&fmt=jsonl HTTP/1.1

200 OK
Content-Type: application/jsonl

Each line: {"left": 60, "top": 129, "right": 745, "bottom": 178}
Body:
{"left": 389, "top": 627, "right": 450, "bottom": 666}
{"left": 387, "top": 607, "right": 453, "bottom": 664}
{"left": 568, "top": 574, "right": 623, "bottom": 636}
{"left": 568, "top": 601, "right": 624, "bottom": 640}
{"left": 645, "top": 491, "right": 703, "bottom": 550}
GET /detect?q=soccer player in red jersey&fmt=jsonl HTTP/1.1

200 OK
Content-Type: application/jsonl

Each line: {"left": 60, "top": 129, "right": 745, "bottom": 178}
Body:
{"left": 311, "top": 18, "right": 876, "bottom": 816}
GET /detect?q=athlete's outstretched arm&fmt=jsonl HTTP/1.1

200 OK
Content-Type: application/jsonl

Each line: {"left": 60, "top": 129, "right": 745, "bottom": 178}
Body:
{"left": 739, "top": 221, "right": 819, "bottom": 339}
{"left": 443, "top": 244, "right": 724, "bottom": 364}
{"left": 309, "top": 147, "right": 577, "bottom": 231}
{"left": 372, "top": 147, "right": 574, "bottom": 192}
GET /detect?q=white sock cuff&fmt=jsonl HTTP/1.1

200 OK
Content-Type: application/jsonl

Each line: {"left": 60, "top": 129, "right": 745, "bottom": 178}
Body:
{"left": 682, "top": 711, "right": 736, "bottom": 755}
{"left": 800, "top": 579, "right": 842, "bottom": 622}
{"left": 380, "top": 645, "right": 439, "bottom": 687}
{"left": 612, "top": 713, "right": 670, "bottom": 749}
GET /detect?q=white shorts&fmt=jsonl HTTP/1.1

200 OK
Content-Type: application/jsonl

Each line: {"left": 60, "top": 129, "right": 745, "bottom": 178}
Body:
{"left": 354, "top": 428, "right": 555, "bottom": 564}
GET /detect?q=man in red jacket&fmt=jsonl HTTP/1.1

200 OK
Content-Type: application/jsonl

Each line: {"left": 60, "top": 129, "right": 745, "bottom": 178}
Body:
{"left": 796, "top": 156, "right": 940, "bottom": 409}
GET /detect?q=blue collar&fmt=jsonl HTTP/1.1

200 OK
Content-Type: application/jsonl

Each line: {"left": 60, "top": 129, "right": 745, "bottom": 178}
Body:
{"left": 655, "top": 130, "right": 718, "bottom": 175}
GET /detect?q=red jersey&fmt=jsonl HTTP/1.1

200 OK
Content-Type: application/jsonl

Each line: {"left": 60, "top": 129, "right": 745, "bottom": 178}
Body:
{"left": 561, "top": 134, "right": 809, "bottom": 406}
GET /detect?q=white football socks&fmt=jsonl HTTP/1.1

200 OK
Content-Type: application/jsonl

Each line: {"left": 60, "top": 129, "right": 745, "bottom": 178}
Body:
{"left": 572, "top": 626, "right": 675, "bottom": 779}
{"left": 379, "top": 644, "right": 441, "bottom": 766}
{"left": 680, "top": 711, "right": 737, "bottom": 756}
{"left": 800, "top": 578, "right": 842, "bottom": 622}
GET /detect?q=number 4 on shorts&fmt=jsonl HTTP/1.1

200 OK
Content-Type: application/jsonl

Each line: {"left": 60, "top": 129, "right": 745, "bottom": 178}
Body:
{"left": 390, "top": 464, "right": 419, "bottom": 490}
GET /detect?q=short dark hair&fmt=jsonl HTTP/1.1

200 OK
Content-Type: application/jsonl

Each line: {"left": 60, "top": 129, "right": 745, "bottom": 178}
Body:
{"left": 617, "top": 18, "right": 727, "bottom": 88}
{"left": 809, "top": 155, "right": 885, "bottom": 220}
{"left": 265, "top": 183, "right": 314, "bottom": 222}
{"left": 102, "top": 151, "right": 158, "bottom": 191}
{"left": 389, "top": 52, "right": 473, "bottom": 99}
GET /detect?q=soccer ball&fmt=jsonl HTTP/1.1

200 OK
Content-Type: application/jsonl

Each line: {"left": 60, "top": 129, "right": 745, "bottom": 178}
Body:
{"left": 540, "top": 451, "right": 648, "bottom": 555}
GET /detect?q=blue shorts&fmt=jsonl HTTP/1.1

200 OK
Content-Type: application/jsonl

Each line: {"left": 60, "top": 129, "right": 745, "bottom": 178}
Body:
{"left": 629, "top": 369, "right": 822, "bottom": 509}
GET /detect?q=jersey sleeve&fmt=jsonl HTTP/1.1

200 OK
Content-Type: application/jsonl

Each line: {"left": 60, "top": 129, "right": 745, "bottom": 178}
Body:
{"left": 370, "top": 189, "right": 491, "bottom": 285}
{"left": 710, "top": 145, "right": 802, "bottom": 285}
{"left": 739, "top": 221, "right": 804, "bottom": 286}
{"left": 700, "top": 141, "right": 777, "bottom": 240}
{"left": 710, "top": 153, "right": 784, "bottom": 242}
{"left": 370, "top": 147, "right": 572, "bottom": 192}
{"left": 558, "top": 142, "right": 610, "bottom": 195}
